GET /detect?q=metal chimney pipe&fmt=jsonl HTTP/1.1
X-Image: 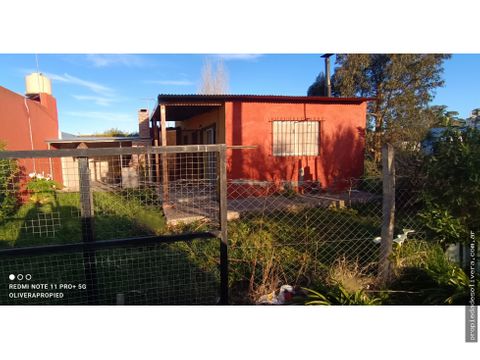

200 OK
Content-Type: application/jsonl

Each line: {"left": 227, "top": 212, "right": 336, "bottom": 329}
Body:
{"left": 321, "top": 54, "right": 333, "bottom": 97}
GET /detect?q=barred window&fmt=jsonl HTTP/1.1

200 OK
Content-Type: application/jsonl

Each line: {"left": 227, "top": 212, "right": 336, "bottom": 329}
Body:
{"left": 272, "top": 121, "right": 319, "bottom": 156}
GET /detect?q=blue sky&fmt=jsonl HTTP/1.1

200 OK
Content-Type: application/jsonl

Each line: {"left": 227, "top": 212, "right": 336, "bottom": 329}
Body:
{"left": 0, "top": 54, "right": 478, "bottom": 135}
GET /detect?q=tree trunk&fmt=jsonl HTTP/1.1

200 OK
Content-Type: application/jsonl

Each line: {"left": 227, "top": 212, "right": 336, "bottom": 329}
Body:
{"left": 378, "top": 144, "right": 395, "bottom": 285}
{"left": 373, "top": 100, "right": 383, "bottom": 164}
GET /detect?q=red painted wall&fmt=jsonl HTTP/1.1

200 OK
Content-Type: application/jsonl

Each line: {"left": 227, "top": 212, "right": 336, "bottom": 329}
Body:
{"left": 224, "top": 100, "right": 367, "bottom": 190}
{"left": 0, "top": 86, "right": 62, "bottom": 184}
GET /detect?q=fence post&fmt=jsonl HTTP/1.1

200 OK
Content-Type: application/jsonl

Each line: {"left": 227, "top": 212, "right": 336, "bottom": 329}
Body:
{"left": 379, "top": 143, "right": 395, "bottom": 285}
{"left": 218, "top": 145, "right": 229, "bottom": 304}
{"left": 160, "top": 104, "right": 169, "bottom": 203}
{"left": 77, "top": 150, "right": 99, "bottom": 304}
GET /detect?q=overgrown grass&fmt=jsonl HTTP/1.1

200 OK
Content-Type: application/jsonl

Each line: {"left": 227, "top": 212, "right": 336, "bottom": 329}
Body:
{"left": 93, "top": 191, "right": 166, "bottom": 239}
{"left": 0, "top": 190, "right": 218, "bottom": 305}
{"left": 222, "top": 205, "right": 382, "bottom": 303}
{"left": 0, "top": 190, "right": 166, "bottom": 248}
{"left": 1, "top": 187, "right": 472, "bottom": 305}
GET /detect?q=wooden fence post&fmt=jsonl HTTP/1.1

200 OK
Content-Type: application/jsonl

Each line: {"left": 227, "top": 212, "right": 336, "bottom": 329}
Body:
{"left": 218, "top": 145, "right": 229, "bottom": 304}
{"left": 379, "top": 143, "right": 395, "bottom": 285}
{"left": 77, "top": 144, "right": 98, "bottom": 304}
{"left": 160, "top": 104, "right": 169, "bottom": 203}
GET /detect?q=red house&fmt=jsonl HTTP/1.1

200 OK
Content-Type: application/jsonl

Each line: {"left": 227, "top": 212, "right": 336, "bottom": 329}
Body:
{"left": 0, "top": 76, "right": 62, "bottom": 184}
{"left": 148, "top": 94, "right": 371, "bottom": 192}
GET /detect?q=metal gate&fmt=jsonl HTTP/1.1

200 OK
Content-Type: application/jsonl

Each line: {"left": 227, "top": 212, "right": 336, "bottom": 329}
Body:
{"left": 0, "top": 145, "right": 228, "bottom": 305}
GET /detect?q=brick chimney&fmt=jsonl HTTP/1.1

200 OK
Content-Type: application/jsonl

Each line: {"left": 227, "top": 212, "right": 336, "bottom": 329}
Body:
{"left": 138, "top": 109, "right": 150, "bottom": 139}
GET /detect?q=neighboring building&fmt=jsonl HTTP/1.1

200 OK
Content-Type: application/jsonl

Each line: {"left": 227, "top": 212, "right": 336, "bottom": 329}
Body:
{"left": 422, "top": 124, "right": 480, "bottom": 155}
{"left": 0, "top": 73, "right": 62, "bottom": 183}
{"left": 0, "top": 74, "right": 150, "bottom": 191}
{"left": 47, "top": 109, "right": 152, "bottom": 190}
{"left": 148, "top": 94, "right": 371, "bottom": 191}
{"left": 47, "top": 133, "right": 150, "bottom": 190}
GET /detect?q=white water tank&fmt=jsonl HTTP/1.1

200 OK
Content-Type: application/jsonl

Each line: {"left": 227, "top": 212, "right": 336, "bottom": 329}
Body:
{"left": 25, "top": 72, "right": 52, "bottom": 95}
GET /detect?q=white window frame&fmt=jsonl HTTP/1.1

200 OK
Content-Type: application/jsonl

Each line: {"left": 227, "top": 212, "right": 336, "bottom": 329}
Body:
{"left": 272, "top": 120, "right": 319, "bottom": 156}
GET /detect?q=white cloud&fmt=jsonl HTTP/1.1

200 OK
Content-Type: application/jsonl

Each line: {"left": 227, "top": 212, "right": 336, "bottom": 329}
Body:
{"left": 144, "top": 79, "right": 193, "bottom": 86}
{"left": 65, "top": 111, "right": 133, "bottom": 123}
{"left": 19, "top": 69, "right": 114, "bottom": 96}
{"left": 215, "top": 54, "right": 263, "bottom": 61}
{"left": 47, "top": 72, "right": 114, "bottom": 96}
{"left": 20, "top": 68, "right": 121, "bottom": 108}
{"left": 72, "top": 95, "right": 118, "bottom": 106}
{"left": 85, "top": 54, "right": 147, "bottom": 68}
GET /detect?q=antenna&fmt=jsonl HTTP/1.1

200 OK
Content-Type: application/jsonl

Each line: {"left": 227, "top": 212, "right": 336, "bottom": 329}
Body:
{"left": 140, "top": 97, "right": 155, "bottom": 113}
{"left": 35, "top": 54, "right": 40, "bottom": 73}
{"left": 34, "top": 54, "right": 42, "bottom": 93}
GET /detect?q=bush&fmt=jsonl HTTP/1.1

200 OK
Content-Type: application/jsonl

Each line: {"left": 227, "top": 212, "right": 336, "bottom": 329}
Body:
{"left": 0, "top": 142, "right": 19, "bottom": 222}
{"left": 386, "top": 240, "right": 471, "bottom": 304}
{"left": 26, "top": 174, "right": 61, "bottom": 206}
{"left": 301, "top": 283, "right": 382, "bottom": 305}
{"left": 418, "top": 206, "right": 467, "bottom": 246}
{"left": 419, "top": 127, "right": 480, "bottom": 246}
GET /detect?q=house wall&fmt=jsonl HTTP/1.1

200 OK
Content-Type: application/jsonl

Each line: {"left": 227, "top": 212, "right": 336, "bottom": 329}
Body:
{"left": 174, "top": 107, "right": 225, "bottom": 144}
{"left": 0, "top": 86, "right": 62, "bottom": 184}
{"left": 51, "top": 142, "right": 133, "bottom": 190}
{"left": 224, "top": 101, "right": 367, "bottom": 190}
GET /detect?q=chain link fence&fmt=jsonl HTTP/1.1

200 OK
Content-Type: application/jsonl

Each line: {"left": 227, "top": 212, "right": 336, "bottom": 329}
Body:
{"left": 225, "top": 175, "right": 430, "bottom": 303}
{"left": 225, "top": 177, "right": 384, "bottom": 303}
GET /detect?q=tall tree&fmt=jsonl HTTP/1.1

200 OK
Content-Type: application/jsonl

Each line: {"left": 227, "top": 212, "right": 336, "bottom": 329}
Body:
{"left": 199, "top": 58, "right": 229, "bottom": 94}
{"left": 430, "top": 105, "right": 464, "bottom": 127}
{"left": 307, "top": 72, "right": 327, "bottom": 96}
{"left": 467, "top": 108, "right": 480, "bottom": 127}
{"left": 332, "top": 54, "right": 450, "bottom": 162}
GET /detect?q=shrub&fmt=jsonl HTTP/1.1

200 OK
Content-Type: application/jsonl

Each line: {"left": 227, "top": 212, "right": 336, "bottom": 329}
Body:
{"left": 418, "top": 206, "right": 467, "bottom": 246}
{"left": 419, "top": 126, "right": 480, "bottom": 246}
{"left": 386, "top": 240, "right": 471, "bottom": 304}
{"left": 26, "top": 174, "right": 61, "bottom": 206}
{"left": 0, "top": 142, "right": 19, "bottom": 222}
{"left": 302, "top": 283, "right": 382, "bottom": 305}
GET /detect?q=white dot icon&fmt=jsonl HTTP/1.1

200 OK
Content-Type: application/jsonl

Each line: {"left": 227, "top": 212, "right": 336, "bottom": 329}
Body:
{"left": 9, "top": 274, "right": 15, "bottom": 281}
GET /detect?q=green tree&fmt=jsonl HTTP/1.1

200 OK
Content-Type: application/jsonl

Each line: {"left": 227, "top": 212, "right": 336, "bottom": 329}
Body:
{"left": 419, "top": 127, "right": 480, "bottom": 246}
{"left": 89, "top": 128, "right": 137, "bottom": 137}
{"left": 430, "top": 105, "right": 464, "bottom": 127}
{"left": 332, "top": 54, "right": 450, "bottom": 162}
{"left": 307, "top": 72, "right": 327, "bottom": 96}
{"left": 467, "top": 108, "right": 480, "bottom": 127}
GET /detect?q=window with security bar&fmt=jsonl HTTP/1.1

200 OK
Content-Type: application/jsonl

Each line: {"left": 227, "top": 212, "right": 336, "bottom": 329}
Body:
{"left": 272, "top": 121, "right": 320, "bottom": 156}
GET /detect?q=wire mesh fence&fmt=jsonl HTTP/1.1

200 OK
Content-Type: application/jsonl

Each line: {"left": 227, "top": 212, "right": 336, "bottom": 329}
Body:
{"left": 0, "top": 237, "right": 220, "bottom": 305}
{"left": 224, "top": 173, "right": 428, "bottom": 303}
{"left": 0, "top": 144, "right": 433, "bottom": 305}
{"left": 0, "top": 147, "right": 223, "bottom": 245}
{"left": 0, "top": 145, "right": 227, "bottom": 305}
{"left": 225, "top": 177, "right": 384, "bottom": 303}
